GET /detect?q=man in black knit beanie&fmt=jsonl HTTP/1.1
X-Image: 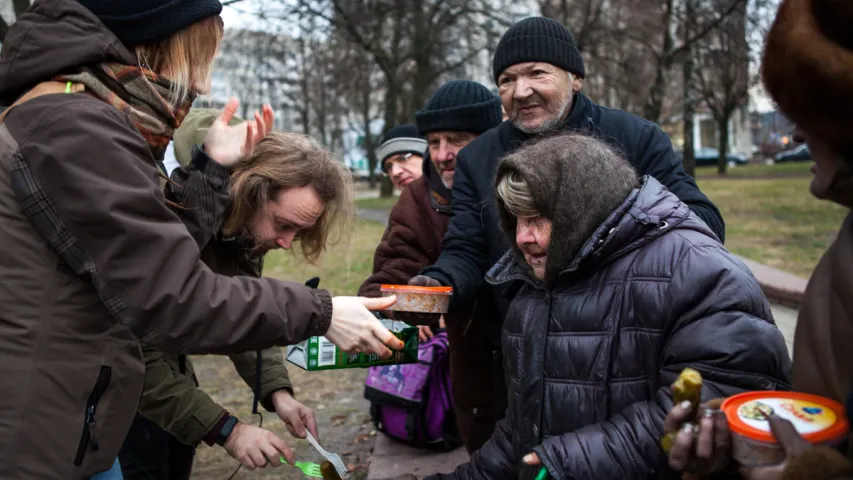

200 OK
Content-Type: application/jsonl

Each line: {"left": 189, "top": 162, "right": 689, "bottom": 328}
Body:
{"left": 359, "top": 80, "right": 503, "bottom": 454}
{"left": 401, "top": 16, "right": 727, "bottom": 460}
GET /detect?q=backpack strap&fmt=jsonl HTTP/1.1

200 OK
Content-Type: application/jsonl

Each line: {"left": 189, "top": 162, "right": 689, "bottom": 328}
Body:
{"left": 0, "top": 81, "right": 84, "bottom": 124}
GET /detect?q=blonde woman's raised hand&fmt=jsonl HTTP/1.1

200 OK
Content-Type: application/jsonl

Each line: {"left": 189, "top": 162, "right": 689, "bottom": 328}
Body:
{"left": 204, "top": 97, "right": 275, "bottom": 166}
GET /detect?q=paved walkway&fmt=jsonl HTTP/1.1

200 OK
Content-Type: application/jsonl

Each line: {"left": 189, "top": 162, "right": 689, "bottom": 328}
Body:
{"left": 771, "top": 303, "right": 798, "bottom": 354}
{"left": 357, "top": 208, "right": 391, "bottom": 226}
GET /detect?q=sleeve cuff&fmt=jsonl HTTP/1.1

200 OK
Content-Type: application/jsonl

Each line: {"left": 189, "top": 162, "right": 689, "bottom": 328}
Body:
{"left": 533, "top": 443, "right": 561, "bottom": 480}
{"left": 202, "top": 412, "right": 232, "bottom": 446}
{"left": 306, "top": 289, "right": 333, "bottom": 337}
{"left": 261, "top": 386, "right": 295, "bottom": 413}
{"left": 190, "top": 145, "right": 231, "bottom": 186}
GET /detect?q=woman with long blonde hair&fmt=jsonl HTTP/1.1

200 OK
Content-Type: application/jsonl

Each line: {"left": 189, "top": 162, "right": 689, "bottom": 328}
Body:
{"left": 0, "top": 1, "right": 400, "bottom": 478}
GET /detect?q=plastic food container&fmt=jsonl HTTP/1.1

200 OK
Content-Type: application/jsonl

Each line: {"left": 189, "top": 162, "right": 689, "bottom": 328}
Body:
{"left": 379, "top": 285, "right": 452, "bottom": 313}
{"left": 722, "top": 391, "right": 849, "bottom": 467}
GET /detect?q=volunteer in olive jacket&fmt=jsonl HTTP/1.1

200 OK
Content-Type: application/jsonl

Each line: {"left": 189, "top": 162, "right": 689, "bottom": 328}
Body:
{"left": 359, "top": 80, "right": 504, "bottom": 453}
{"left": 120, "top": 113, "right": 331, "bottom": 478}
{"left": 410, "top": 17, "right": 726, "bottom": 424}
{"left": 0, "top": 1, "right": 399, "bottom": 478}
{"left": 430, "top": 133, "right": 789, "bottom": 480}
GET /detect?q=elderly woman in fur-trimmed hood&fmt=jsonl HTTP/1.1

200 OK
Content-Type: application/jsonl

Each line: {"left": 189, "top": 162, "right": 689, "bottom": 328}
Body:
{"left": 664, "top": 0, "right": 853, "bottom": 479}
{"left": 426, "top": 132, "right": 790, "bottom": 480}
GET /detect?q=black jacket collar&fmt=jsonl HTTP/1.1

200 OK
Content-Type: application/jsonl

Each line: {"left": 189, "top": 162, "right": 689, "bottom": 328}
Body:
{"left": 422, "top": 153, "right": 453, "bottom": 214}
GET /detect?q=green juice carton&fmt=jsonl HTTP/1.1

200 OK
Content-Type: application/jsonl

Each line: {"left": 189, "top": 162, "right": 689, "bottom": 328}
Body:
{"left": 286, "top": 319, "right": 419, "bottom": 371}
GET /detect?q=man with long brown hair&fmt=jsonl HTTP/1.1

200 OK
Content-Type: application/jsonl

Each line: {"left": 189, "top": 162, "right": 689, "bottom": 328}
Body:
{"left": 120, "top": 110, "right": 347, "bottom": 478}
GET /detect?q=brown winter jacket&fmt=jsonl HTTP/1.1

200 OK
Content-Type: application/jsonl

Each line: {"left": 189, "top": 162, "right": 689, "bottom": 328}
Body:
{"left": 138, "top": 160, "right": 294, "bottom": 446}
{"left": 0, "top": 1, "right": 331, "bottom": 478}
{"left": 359, "top": 160, "right": 501, "bottom": 452}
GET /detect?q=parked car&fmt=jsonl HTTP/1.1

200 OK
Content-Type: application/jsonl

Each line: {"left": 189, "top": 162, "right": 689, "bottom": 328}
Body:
{"left": 774, "top": 144, "right": 811, "bottom": 163}
{"left": 675, "top": 147, "right": 749, "bottom": 167}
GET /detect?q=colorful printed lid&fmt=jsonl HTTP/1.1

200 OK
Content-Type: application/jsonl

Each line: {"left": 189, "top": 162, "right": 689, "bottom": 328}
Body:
{"left": 380, "top": 284, "right": 453, "bottom": 295}
{"left": 722, "top": 391, "right": 849, "bottom": 444}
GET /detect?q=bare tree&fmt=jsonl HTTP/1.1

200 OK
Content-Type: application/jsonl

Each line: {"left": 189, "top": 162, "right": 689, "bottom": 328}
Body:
{"left": 292, "top": 0, "right": 509, "bottom": 196}
{"left": 537, "top": 0, "right": 749, "bottom": 123}
{"left": 693, "top": 0, "right": 755, "bottom": 175}
{"left": 681, "top": 0, "right": 698, "bottom": 177}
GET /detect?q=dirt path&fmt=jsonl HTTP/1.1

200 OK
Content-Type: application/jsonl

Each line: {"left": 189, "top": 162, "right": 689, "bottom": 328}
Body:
{"left": 190, "top": 356, "right": 375, "bottom": 479}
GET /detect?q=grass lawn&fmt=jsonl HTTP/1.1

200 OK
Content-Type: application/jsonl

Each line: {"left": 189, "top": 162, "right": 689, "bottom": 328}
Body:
{"left": 698, "top": 174, "right": 847, "bottom": 278}
{"left": 351, "top": 165, "right": 838, "bottom": 279}
{"left": 695, "top": 161, "right": 811, "bottom": 178}
{"left": 355, "top": 195, "right": 399, "bottom": 211}
{"left": 262, "top": 218, "right": 387, "bottom": 295}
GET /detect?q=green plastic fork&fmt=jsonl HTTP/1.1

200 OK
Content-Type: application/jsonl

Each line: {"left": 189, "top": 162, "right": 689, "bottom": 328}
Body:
{"left": 281, "top": 457, "right": 323, "bottom": 478}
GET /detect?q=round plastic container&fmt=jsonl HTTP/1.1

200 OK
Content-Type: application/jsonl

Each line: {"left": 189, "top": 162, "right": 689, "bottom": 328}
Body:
{"left": 379, "top": 285, "right": 452, "bottom": 313}
{"left": 721, "top": 391, "right": 849, "bottom": 467}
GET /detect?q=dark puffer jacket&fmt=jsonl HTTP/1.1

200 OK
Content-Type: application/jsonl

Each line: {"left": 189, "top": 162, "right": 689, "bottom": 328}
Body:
{"left": 438, "top": 177, "right": 791, "bottom": 480}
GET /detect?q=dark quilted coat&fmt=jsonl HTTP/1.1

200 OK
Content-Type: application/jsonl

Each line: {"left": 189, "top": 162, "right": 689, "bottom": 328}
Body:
{"left": 437, "top": 177, "right": 792, "bottom": 480}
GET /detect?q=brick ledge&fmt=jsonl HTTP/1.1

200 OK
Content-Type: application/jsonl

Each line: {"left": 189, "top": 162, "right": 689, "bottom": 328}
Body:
{"left": 735, "top": 255, "right": 808, "bottom": 309}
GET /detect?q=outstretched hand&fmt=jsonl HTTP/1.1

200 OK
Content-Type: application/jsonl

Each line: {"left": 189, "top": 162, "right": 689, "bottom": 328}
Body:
{"left": 327, "top": 296, "right": 405, "bottom": 358}
{"left": 204, "top": 97, "right": 274, "bottom": 166}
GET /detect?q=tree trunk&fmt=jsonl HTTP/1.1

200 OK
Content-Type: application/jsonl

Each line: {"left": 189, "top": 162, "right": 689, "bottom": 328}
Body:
{"left": 681, "top": 0, "right": 697, "bottom": 178}
{"left": 717, "top": 113, "right": 730, "bottom": 175}
{"left": 359, "top": 78, "right": 378, "bottom": 190}
{"left": 643, "top": 0, "right": 675, "bottom": 123}
{"left": 380, "top": 74, "right": 399, "bottom": 198}
{"left": 409, "top": 0, "right": 433, "bottom": 119}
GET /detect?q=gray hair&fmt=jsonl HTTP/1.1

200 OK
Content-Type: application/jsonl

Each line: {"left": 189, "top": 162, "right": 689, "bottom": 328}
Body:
{"left": 495, "top": 132, "right": 639, "bottom": 280}
{"left": 496, "top": 169, "right": 538, "bottom": 218}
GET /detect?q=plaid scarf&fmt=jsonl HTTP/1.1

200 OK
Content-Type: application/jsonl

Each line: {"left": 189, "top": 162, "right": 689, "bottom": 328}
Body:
{"left": 57, "top": 63, "right": 195, "bottom": 162}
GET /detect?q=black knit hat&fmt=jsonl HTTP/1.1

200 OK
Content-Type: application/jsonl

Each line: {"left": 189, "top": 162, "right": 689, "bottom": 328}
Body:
{"left": 416, "top": 80, "right": 503, "bottom": 135}
{"left": 492, "top": 17, "right": 585, "bottom": 82}
{"left": 376, "top": 124, "right": 427, "bottom": 164}
{"left": 77, "top": 0, "right": 223, "bottom": 48}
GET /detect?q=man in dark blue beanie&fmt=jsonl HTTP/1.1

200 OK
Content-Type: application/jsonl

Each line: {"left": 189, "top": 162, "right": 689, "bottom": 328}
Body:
{"left": 401, "top": 16, "right": 726, "bottom": 464}
{"left": 360, "top": 80, "right": 503, "bottom": 453}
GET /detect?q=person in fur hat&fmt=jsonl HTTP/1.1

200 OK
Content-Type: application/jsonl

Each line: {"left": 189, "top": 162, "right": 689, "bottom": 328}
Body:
{"left": 663, "top": 0, "right": 853, "bottom": 479}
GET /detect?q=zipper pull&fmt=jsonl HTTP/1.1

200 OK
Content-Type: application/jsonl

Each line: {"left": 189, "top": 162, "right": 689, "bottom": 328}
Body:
{"left": 86, "top": 405, "right": 99, "bottom": 451}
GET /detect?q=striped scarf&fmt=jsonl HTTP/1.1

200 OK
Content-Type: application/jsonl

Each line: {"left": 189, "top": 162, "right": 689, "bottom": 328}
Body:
{"left": 57, "top": 63, "right": 195, "bottom": 161}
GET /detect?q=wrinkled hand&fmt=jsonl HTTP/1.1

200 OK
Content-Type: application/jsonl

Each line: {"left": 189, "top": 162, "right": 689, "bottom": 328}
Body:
{"left": 665, "top": 399, "right": 732, "bottom": 474}
{"left": 272, "top": 390, "right": 318, "bottom": 440}
{"left": 223, "top": 421, "right": 294, "bottom": 469}
{"left": 417, "top": 316, "right": 446, "bottom": 342}
{"left": 328, "top": 296, "right": 405, "bottom": 358}
{"left": 204, "top": 97, "right": 274, "bottom": 166}
{"left": 392, "top": 275, "right": 444, "bottom": 326}
{"left": 417, "top": 325, "right": 434, "bottom": 342}
{"left": 739, "top": 414, "right": 812, "bottom": 480}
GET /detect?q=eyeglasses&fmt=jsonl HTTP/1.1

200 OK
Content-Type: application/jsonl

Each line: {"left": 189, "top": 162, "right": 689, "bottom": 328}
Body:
{"left": 381, "top": 152, "right": 415, "bottom": 175}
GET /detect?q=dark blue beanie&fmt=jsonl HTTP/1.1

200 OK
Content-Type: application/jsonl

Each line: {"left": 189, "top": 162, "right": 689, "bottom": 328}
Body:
{"left": 416, "top": 80, "right": 503, "bottom": 135}
{"left": 492, "top": 17, "right": 585, "bottom": 82}
{"left": 77, "top": 0, "right": 223, "bottom": 48}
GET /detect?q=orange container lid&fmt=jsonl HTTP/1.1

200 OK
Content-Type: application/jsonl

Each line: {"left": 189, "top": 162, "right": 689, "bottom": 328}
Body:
{"left": 722, "top": 391, "right": 849, "bottom": 444}
{"left": 379, "top": 284, "right": 453, "bottom": 295}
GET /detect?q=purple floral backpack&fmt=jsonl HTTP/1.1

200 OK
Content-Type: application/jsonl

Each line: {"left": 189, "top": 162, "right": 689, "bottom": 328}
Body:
{"left": 364, "top": 329, "right": 461, "bottom": 451}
